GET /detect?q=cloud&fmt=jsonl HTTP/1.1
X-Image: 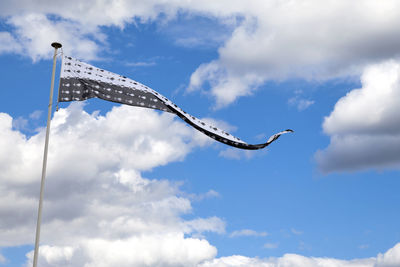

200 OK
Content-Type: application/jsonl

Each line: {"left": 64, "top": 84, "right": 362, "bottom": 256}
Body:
{"left": 11, "top": 116, "right": 28, "bottom": 131}
{"left": 0, "top": 31, "right": 22, "bottom": 54}
{"left": 291, "top": 228, "right": 303, "bottom": 235}
{"left": 229, "top": 229, "right": 268, "bottom": 238}
{"left": 0, "top": 252, "right": 6, "bottom": 264}
{"left": 200, "top": 245, "right": 400, "bottom": 267}
{"left": 125, "top": 60, "right": 157, "bottom": 67}
{"left": 26, "top": 235, "right": 217, "bottom": 267}
{"left": 187, "top": 1, "right": 400, "bottom": 106}
{"left": 10, "top": 111, "right": 43, "bottom": 133}
{"left": 288, "top": 97, "right": 315, "bottom": 111}
{"left": 2, "top": 103, "right": 400, "bottom": 267}
{"left": 376, "top": 243, "right": 400, "bottom": 267}
{"left": 316, "top": 60, "right": 400, "bottom": 173}
{"left": 188, "top": 60, "right": 265, "bottom": 108}
{"left": 199, "top": 254, "right": 375, "bottom": 267}
{"left": 6, "top": 13, "right": 104, "bottom": 61}
{"left": 29, "top": 110, "right": 43, "bottom": 120}
{"left": 0, "top": 0, "right": 239, "bottom": 61}
{"left": 186, "top": 189, "right": 221, "bottom": 202}
{"left": 2, "top": 1, "right": 400, "bottom": 105}
{"left": 0, "top": 103, "right": 222, "bottom": 266}
{"left": 26, "top": 240, "right": 400, "bottom": 267}
{"left": 263, "top": 242, "right": 279, "bottom": 249}
{"left": 183, "top": 217, "right": 226, "bottom": 235}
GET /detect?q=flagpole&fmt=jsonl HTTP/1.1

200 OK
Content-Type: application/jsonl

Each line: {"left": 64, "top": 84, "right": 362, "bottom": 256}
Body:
{"left": 32, "top": 42, "right": 62, "bottom": 267}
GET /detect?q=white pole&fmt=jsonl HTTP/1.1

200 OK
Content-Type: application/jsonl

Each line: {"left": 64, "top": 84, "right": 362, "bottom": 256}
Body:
{"left": 32, "top": 42, "right": 62, "bottom": 267}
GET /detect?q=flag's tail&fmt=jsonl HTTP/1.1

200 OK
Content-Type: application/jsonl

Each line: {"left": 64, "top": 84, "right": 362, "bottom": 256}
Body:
{"left": 165, "top": 100, "right": 294, "bottom": 150}
{"left": 261, "top": 129, "right": 294, "bottom": 149}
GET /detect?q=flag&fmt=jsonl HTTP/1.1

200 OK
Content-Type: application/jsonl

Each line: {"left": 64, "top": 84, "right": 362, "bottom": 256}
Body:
{"left": 58, "top": 55, "right": 293, "bottom": 150}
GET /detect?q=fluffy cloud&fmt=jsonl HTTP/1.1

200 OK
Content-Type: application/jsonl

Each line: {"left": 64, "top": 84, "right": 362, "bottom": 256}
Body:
{"left": 316, "top": 60, "right": 400, "bottom": 173}
{"left": 288, "top": 96, "right": 315, "bottom": 111}
{"left": 0, "top": 0, "right": 240, "bottom": 61}
{"left": 29, "top": 110, "right": 43, "bottom": 120}
{"left": 263, "top": 243, "right": 279, "bottom": 249}
{"left": 6, "top": 13, "right": 104, "bottom": 61}
{"left": 188, "top": 1, "right": 400, "bottom": 106}
{"left": 0, "top": 252, "right": 6, "bottom": 264}
{"left": 23, "top": 241, "right": 400, "bottom": 267}
{"left": 376, "top": 243, "right": 400, "bottom": 267}
{"left": 200, "top": 254, "right": 375, "bottom": 267}
{"left": 186, "top": 190, "right": 220, "bottom": 202}
{"left": 1, "top": 103, "right": 400, "bottom": 267}
{"left": 2, "top": 1, "right": 400, "bottom": 105}
{"left": 200, "top": 246, "right": 400, "bottom": 267}
{"left": 25, "top": 235, "right": 217, "bottom": 267}
{"left": 0, "top": 31, "right": 22, "bottom": 54}
{"left": 0, "top": 103, "right": 220, "bottom": 266}
{"left": 229, "top": 229, "right": 268, "bottom": 238}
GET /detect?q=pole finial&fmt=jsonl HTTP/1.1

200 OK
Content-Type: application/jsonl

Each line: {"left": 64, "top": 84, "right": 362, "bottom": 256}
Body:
{"left": 51, "top": 42, "right": 62, "bottom": 49}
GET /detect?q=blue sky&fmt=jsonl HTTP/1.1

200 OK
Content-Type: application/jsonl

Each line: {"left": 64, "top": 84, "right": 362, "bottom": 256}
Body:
{"left": 1, "top": 1, "right": 400, "bottom": 266}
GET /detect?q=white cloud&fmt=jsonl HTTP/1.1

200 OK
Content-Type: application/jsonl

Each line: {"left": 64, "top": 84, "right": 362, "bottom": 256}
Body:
{"left": 200, "top": 249, "right": 400, "bottom": 267}
{"left": 21, "top": 240, "right": 400, "bottom": 267}
{"left": 316, "top": 60, "right": 400, "bottom": 173}
{"left": 1, "top": 103, "right": 400, "bottom": 267}
{"left": 376, "top": 243, "right": 400, "bottom": 267}
{"left": 199, "top": 239, "right": 400, "bottom": 267}
{"left": 0, "top": 0, "right": 241, "bottom": 61}
{"left": 0, "top": 103, "right": 222, "bottom": 266}
{"left": 25, "top": 245, "right": 74, "bottom": 267}
{"left": 125, "top": 61, "right": 157, "bottom": 67}
{"left": 0, "top": 31, "right": 22, "bottom": 54}
{"left": 6, "top": 13, "right": 104, "bottom": 61}
{"left": 263, "top": 242, "right": 279, "bottom": 249}
{"left": 183, "top": 217, "right": 226, "bottom": 235}
{"left": 29, "top": 110, "right": 43, "bottom": 120}
{"left": 288, "top": 97, "right": 315, "bottom": 111}
{"left": 11, "top": 111, "right": 44, "bottom": 133}
{"left": 186, "top": 189, "right": 221, "bottom": 202}
{"left": 229, "top": 229, "right": 268, "bottom": 238}
{"left": 200, "top": 254, "right": 376, "bottom": 267}
{"left": 11, "top": 116, "right": 28, "bottom": 131}
{"left": 0, "top": 252, "right": 6, "bottom": 264}
{"left": 2, "top": 1, "right": 400, "bottom": 105}
{"left": 188, "top": 60, "right": 265, "bottom": 107}
{"left": 25, "top": 235, "right": 217, "bottom": 267}
{"left": 291, "top": 228, "right": 303, "bottom": 235}
{"left": 187, "top": 1, "right": 400, "bottom": 106}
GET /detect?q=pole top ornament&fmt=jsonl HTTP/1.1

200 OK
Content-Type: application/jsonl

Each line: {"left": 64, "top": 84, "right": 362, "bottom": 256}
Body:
{"left": 51, "top": 42, "right": 62, "bottom": 49}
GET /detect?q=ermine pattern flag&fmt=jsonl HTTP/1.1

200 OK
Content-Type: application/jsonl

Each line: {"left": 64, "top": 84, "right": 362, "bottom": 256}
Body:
{"left": 59, "top": 56, "right": 293, "bottom": 150}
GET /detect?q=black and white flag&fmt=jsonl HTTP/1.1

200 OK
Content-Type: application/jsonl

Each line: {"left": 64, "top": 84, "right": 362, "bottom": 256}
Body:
{"left": 58, "top": 55, "right": 293, "bottom": 150}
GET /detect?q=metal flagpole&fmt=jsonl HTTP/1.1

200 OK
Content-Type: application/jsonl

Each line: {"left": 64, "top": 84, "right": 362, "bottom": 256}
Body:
{"left": 32, "top": 42, "right": 62, "bottom": 267}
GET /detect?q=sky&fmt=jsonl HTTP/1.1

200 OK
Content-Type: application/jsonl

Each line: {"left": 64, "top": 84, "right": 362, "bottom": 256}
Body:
{"left": 1, "top": 1, "right": 400, "bottom": 266}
